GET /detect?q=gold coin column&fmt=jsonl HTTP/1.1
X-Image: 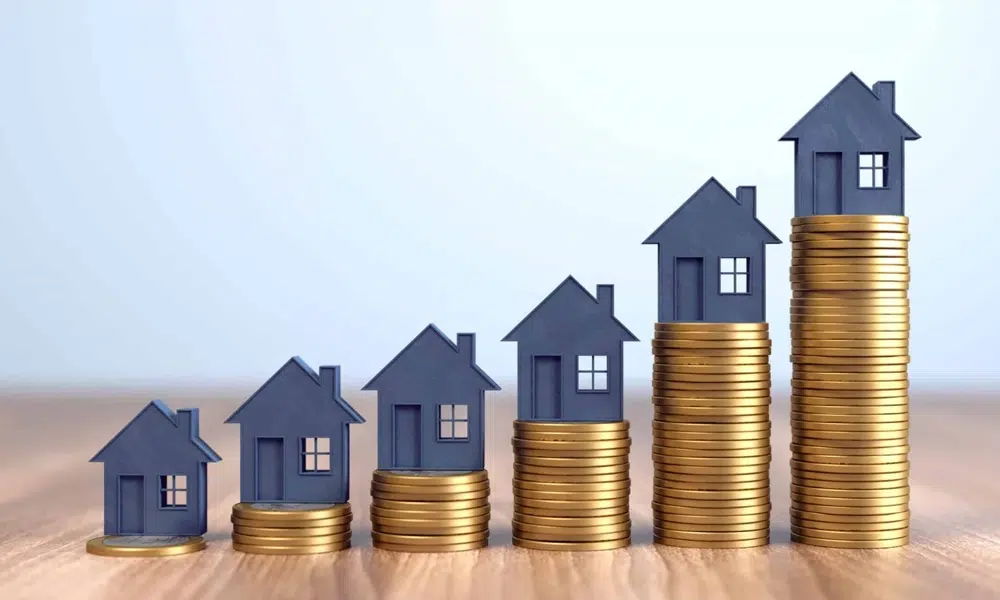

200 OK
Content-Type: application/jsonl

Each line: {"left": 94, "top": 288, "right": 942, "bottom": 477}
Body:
{"left": 651, "top": 322, "right": 772, "bottom": 548}
{"left": 511, "top": 420, "right": 632, "bottom": 551}
{"left": 369, "top": 470, "right": 491, "bottom": 552}
{"left": 788, "top": 214, "right": 910, "bottom": 549}
{"left": 230, "top": 502, "right": 353, "bottom": 555}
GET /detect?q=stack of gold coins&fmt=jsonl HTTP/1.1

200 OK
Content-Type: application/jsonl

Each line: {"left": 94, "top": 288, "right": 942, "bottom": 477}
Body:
{"left": 651, "top": 322, "right": 772, "bottom": 548}
{"left": 511, "top": 420, "right": 631, "bottom": 551}
{"left": 369, "top": 470, "right": 490, "bottom": 552}
{"left": 230, "top": 502, "right": 352, "bottom": 555}
{"left": 789, "top": 214, "right": 910, "bottom": 549}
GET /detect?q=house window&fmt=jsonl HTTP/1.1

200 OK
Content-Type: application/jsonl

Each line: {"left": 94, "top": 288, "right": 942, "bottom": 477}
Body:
{"left": 577, "top": 355, "right": 608, "bottom": 392}
{"left": 719, "top": 258, "right": 749, "bottom": 294}
{"left": 159, "top": 475, "right": 187, "bottom": 508}
{"left": 859, "top": 152, "right": 888, "bottom": 188}
{"left": 301, "top": 437, "right": 331, "bottom": 472}
{"left": 439, "top": 404, "right": 469, "bottom": 440}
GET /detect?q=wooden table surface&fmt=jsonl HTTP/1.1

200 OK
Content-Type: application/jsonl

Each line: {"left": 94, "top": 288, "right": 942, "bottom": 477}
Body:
{"left": 0, "top": 387, "right": 998, "bottom": 600}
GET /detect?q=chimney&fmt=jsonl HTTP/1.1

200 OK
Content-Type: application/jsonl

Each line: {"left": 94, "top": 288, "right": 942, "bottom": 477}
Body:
{"left": 320, "top": 366, "right": 341, "bottom": 396}
{"left": 596, "top": 285, "right": 614, "bottom": 314}
{"left": 736, "top": 186, "right": 757, "bottom": 216}
{"left": 872, "top": 81, "right": 895, "bottom": 112}
{"left": 176, "top": 408, "right": 198, "bottom": 439}
{"left": 456, "top": 333, "right": 475, "bottom": 364}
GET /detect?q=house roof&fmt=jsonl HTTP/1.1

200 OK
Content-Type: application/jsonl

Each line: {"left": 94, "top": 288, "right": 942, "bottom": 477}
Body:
{"left": 502, "top": 275, "right": 639, "bottom": 342}
{"left": 225, "top": 357, "right": 365, "bottom": 424}
{"left": 362, "top": 324, "right": 501, "bottom": 391}
{"left": 780, "top": 72, "right": 920, "bottom": 141}
{"left": 90, "top": 399, "right": 222, "bottom": 463}
{"left": 642, "top": 177, "right": 781, "bottom": 245}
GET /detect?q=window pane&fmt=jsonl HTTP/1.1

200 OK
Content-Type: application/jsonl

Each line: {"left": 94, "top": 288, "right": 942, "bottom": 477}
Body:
{"left": 316, "top": 437, "right": 330, "bottom": 453}
{"left": 578, "top": 372, "right": 593, "bottom": 390}
{"left": 593, "top": 355, "right": 607, "bottom": 371}
{"left": 873, "top": 153, "right": 885, "bottom": 167}
{"left": 719, "top": 257, "right": 734, "bottom": 274}
{"left": 735, "top": 274, "right": 748, "bottom": 294}
{"left": 734, "top": 258, "right": 747, "bottom": 273}
{"left": 874, "top": 168, "right": 885, "bottom": 188}
{"left": 317, "top": 454, "right": 331, "bottom": 471}
{"left": 166, "top": 490, "right": 174, "bottom": 506}
{"left": 859, "top": 153, "right": 873, "bottom": 167}
{"left": 304, "top": 437, "right": 315, "bottom": 452}
{"left": 577, "top": 355, "right": 592, "bottom": 371}
{"left": 440, "top": 404, "right": 452, "bottom": 420}
{"left": 720, "top": 273, "right": 735, "bottom": 294}
{"left": 175, "top": 491, "right": 187, "bottom": 507}
{"left": 440, "top": 421, "right": 453, "bottom": 438}
{"left": 162, "top": 475, "right": 172, "bottom": 489}
{"left": 859, "top": 169, "right": 873, "bottom": 188}
{"left": 594, "top": 372, "right": 608, "bottom": 391}
{"left": 454, "top": 421, "right": 468, "bottom": 439}
{"left": 454, "top": 404, "right": 468, "bottom": 420}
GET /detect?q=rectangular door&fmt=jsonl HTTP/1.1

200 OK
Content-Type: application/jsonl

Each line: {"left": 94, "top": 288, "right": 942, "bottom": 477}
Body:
{"left": 673, "top": 257, "right": 704, "bottom": 321}
{"left": 393, "top": 405, "right": 421, "bottom": 469}
{"left": 813, "top": 152, "right": 844, "bottom": 215}
{"left": 118, "top": 475, "right": 145, "bottom": 535}
{"left": 256, "top": 437, "right": 284, "bottom": 501}
{"left": 531, "top": 356, "right": 562, "bottom": 420}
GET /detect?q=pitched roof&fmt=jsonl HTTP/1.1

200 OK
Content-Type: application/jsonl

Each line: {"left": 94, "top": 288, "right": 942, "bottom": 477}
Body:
{"left": 90, "top": 399, "right": 221, "bottom": 463}
{"left": 362, "top": 324, "right": 501, "bottom": 391}
{"left": 642, "top": 177, "right": 781, "bottom": 245}
{"left": 780, "top": 72, "right": 920, "bottom": 141}
{"left": 225, "top": 357, "right": 365, "bottom": 424}
{"left": 502, "top": 275, "right": 639, "bottom": 342}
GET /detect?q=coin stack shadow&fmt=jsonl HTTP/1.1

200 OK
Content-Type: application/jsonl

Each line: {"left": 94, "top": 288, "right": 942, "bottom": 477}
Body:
{"left": 789, "top": 214, "right": 910, "bottom": 549}
{"left": 369, "top": 470, "right": 491, "bottom": 552}
{"left": 651, "top": 322, "right": 772, "bottom": 548}
{"left": 230, "top": 502, "right": 353, "bottom": 555}
{"left": 510, "top": 420, "right": 632, "bottom": 551}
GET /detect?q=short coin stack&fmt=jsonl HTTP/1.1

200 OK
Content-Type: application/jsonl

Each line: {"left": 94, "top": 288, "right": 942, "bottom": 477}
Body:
{"left": 369, "top": 470, "right": 491, "bottom": 552}
{"left": 789, "top": 214, "right": 910, "bottom": 549}
{"left": 511, "top": 420, "right": 631, "bottom": 551}
{"left": 231, "top": 502, "right": 353, "bottom": 555}
{"left": 651, "top": 322, "right": 773, "bottom": 548}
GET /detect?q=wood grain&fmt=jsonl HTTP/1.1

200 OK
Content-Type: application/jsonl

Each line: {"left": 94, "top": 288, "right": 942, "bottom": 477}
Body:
{"left": 1, "top": 388, "right": 999, "bottom": 600}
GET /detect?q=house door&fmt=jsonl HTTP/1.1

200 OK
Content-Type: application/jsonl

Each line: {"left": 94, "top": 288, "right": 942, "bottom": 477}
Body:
{"left": 532, "top": 356, "right": 562, "bottom": 420}
{"left": 393, "top": 405, "right": 421, "bottom": 469}
{"left": 673, "top": 257, "right": 704, "bottom": 321}
{"left": 118, "top": 475, "right": 145, "bottom": 535}
{"left": 256, "top": 437, "right": 284, "bottom": 501}
{"left": 813, "top": 152, "right": 844, "bottom": 215}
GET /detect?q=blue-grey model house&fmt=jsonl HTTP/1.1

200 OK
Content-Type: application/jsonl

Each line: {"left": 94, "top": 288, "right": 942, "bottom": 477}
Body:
{"left": 363, "top": 324, "right": 500, "bottom": 471}
{"left": 781, "top": 72, "right": 920, "bottom": 217}
{"left": 502, "top": 276, "right": 638, "bottom": 422}
{"left": 90, "top": 400, "right": 221, "bottom": 536}
{"left": 225, "top": 358, "right": 365, "bottom": 504}
{"left": 644, "top": 178, "right": 781, "bottom": 323}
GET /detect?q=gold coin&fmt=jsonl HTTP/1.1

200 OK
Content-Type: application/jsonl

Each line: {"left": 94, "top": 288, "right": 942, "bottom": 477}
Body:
{"left": 514, "top": 504, "right": 629, "bottom": 518}
{"left": 653, "top": 425, "right": 770, "bottom": 440}
{"left": 232, "top": 532, "right": 350, "bottom": 546}
{"left": 652, "top": 388, "right": 772, "bottom": 400}
{"left": 792, "top": 454, "right": 911, "bottom": 467}
{"left": 654, "top": 411, "right": 770, "bottom": 424}
{"left": 654, "top": 475, "right": 768, "bottom": 491}
{"left": 792, "top": 238, "right": 909, "bottom": 250}
{"left": 792, "top": 272, "right": 910, "bottom": 283}
{"left": 791, "top": 526, "right": 908, "bottom": 542}
{"left": 787, "top": 469, "right": 910, "bottom": 483}
{"left": 652, "top": 338, "right": 772, "bottom": 350}
{"left": 231, "top": 502, "right": 351, "bottom": 521}
{"left": 652, "top": 379, "right": 772, "bottom": 391}
{"left": 513, "top": 420, "right": 630, "bottom": 433}
{"left": 512, "top": 521, "right": 630, "bottom": 537}
{"left": 653, "top": 486, "right": 769, "bottom": 501}
{"left": 654, "top": 519, "right": 768, "bottom": 532}
{"left": 791, "top": 412, "right": 909, "bottom": 425}
{"left": 652, "top": 396, "right": 772, "bottom": 409}
{"left": 655, "top": 463, "right": 771, "bottom": 476}
{"left": 372, "top": 489, "right": 491, "bottom": 502}
{"left": 655, "top": 405, "right": 771, "bottom": 417}
{"left": 652, "top": 501, "right": 770, "bottom": 516}
{"left": 654, "top": 536, "right": 768, "bottom": 548}
{"left": 654, "top": 355, "right": 771, "bottom": 366}
{"left": 791, "top": 283, "right": 910, "bottom": 293}
{"left": 514, "top": 463, "right": 630, "bottom": 477}
{"left": 791, "top": 459, "right": 909, "bottom": 475}
{"left": 513, "top": 513, "right": 631, "bottom": 527}
{"left": 792, "top": 475, "right": 908, "bottom": 490}
{"left": 369, "top": 505, "right": 490, "bottom": 520}
{"left": 652, "top": 444, "right": 771, "bottom": 458}
{"left": 653, "top": 526, "right": 770, "bottom": 542}
{"left": 792, "top": 289, "right": 907, "bottom": 299}
{"left": 653, "top": 363, "right": 771, "bottom": 375}
{"left": 791, "top": 483, "right": 909, "bottom": 499}
{"left": 791, "top": 249, "right": 907, "bottom": 259}
{"left": 793, "top": 372, "right": 910, "bottom": 384}
{"left": 513, "top": 430, "right": 630, "bottom": 442}
{"left": 516, "top": 455, "right": 629, "bottom": 468}
{"left": 791, "top": 311, "right": 910, "bottom": 321}
{"left": 372, "top": 469, "right": 489, "bottom": 486}
{"left": 513, "top": 479, "right": 630, "bottom": 492}
{"left": 795, "top": 365, "right": 908, "bottom": 376}
{"left": 233, "top": 541, "right": 349, "bottom": 555}
{"left": 514, "top": 447, "right": 630, "bottom": 459}
{"left": 512, "top": 438, "right": 632, "bottom": 451}
{"left": 791, "top": 507, "right": 910, "bottom": 523}
{"left": 790, "top": 501, "right": 908, "bottom": 516}
{"left": 654, "top": 437, "right": 771, "bottom": 451}
{"left": 790, "top": 429, "right": 909, "bottom": 443}
{"left": 371, "top": 481, "right": 489, "bottom": 496}
{"left": 793, "top": 333, "right": 909, "bottom": 344}
{"left": 652, "top": 495, "right": 770, "bottom": 509}
{"left": 514, "top": 470, "right": 628, "bottom": 484}
{"left": 371, "top": 516, "right": 489, "bottom": 533}
{"left": 371, "top": 531, "right": 489, "bottom": 546}
{"left": 791, "top": 420, "right": 908, "bottom": 433}
{"left": 791, "top": 355, "right": 909, "bottom": 366}
{"left": 513, "top": 529, "right": 631, "bottom": 544}
{"left": 794, "top": 518, "right": 908, "bottom": 532}
{"left": 791, "top": 259, "right": 909, "bottom": 269}
{"left": 656, "top": 373, "right": 770, "bottom": 385}
{"left": 791, "top": 491, "right": 909, "bottom": 506}
{"left": 793, "top": 387, "right": 910, "bottom": 400}
{"left": 233, "top": 525, "right": 351, "bottom": 537}
{"left": 373, "top": 540, "right": 487, "bottom": 553}
{"left": 370, "top": 512, "right": 490, "bottom": 526}
{"left": 85, "top": 536, "right": 207, "bottom": 558}
{"left": 789, "top": 264, "right": 910, "bottom": 274}
{"left": 514, "top": 488, "right": 629, "bottom": 502}
{"left": 374, "top": 523, "right": 487, "bottom": 536}
{"left": 793, "top": 396, "right": 909, "bottom": 409}
{"left": 791, "top": 215, "right": 907, "bottom": 226}
{"left": 653, "top": 454, "right": 770, "bottom": 467}
{"left": 656, "top": 511, "right": 770, "bottom": 526}
{"left": 372, "top": 498, "right": 489, "bottom": 511}
{"left": 515, "top": 497, "right": 629, "bottom": 510}
{"left": 512, "top": 537, "right": 630, "bottom": 551}
{"left": 230, "top": 515, "right": 353, "bottom": 529}
{"left": 653, "top": 332, "right": 771, "bottom": 343}
{"left": 793, "top": 338, "right": 909, "bottom": 350}
{"left": 792, "top": 437, "right": 910, "bottom": 451}
{"left": 792, "top": 321, "right": 910, "bottom": 332}
{"left": 792, "top": 403, "right": 908, "bottom": 415}
{"left": 791, "top": 443, "right": 910, "bottom": 456}
{"left": 654, "top": 322, "right": 769, "bottom": 332}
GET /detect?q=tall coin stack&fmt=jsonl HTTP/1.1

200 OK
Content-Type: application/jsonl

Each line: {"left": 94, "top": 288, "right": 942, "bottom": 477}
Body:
{"left": 651, "top": 322, "right": 772, "bottom": 548}
{"left": 511, "top": 420, "right": 632, "bottom": 551}
{"left": 231, "top": 502, "right": 353, "bottom": 555}
{"left": 789, "top": 214, "right": 910, "bottom": 549}
{"left": 369, "top": 470, "right": 491, "bottom": 552}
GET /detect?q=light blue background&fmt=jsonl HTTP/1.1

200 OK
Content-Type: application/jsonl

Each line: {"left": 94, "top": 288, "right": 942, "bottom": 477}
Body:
{"left": 1, "top": 1, "right": 997, "bottom": 387}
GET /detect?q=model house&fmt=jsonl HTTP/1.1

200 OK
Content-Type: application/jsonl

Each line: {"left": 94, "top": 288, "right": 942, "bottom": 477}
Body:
{"left": 502, "top": 275, "right": 638, "bottom": 422}
{"left": 90, "top": 400, "right": 221, "bottom": 536}
{"left": 643, "top": 178, "right": 781, "bottom": 323}
{"left": 363, "top": 324, "right": 500, "bottom": 471}
{"left": 780, "top": 72, "right": 920, "bottom": 216}
{"left": 225, "top": 358, "right": 365, "bottom": 503}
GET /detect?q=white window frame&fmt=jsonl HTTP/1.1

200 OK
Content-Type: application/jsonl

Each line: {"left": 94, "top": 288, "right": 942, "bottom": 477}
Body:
{"left": 301, "top": 437, "right": 332, "bottom": 473}
{"left": 159, "top": 474, "right": 187, "bottom": 508}
{"left": 577, "top": 355, "right": 609, "bottom": 392}
{"left": 719, "top": 257, "right": 749, "bottom": 295}
{"left": 438, "top": 404, "right": 469, "bottom": 440}
{"left": 859, "top": 152, "right": 888, "bottom": 189}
